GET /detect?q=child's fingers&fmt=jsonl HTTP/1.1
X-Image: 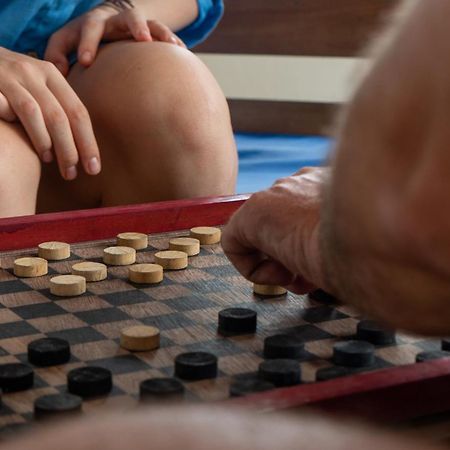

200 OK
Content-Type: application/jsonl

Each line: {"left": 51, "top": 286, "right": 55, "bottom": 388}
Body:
{"left": 123, "top": 10, "right": 152, "bottom": 42}
{"left": 0, "top": 92, "right": 17, "bottom": 122}
{"left": 77, "top": 18, "right": 107, "bottom": 66}
{"left": 44, "top": 30, "right": 78, "bottom": 76}
{"left": 147, "top": 20, "right": 177, "bottom": 44}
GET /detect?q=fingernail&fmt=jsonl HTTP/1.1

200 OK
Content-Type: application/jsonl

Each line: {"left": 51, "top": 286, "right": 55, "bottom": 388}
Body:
{"left": 65, "top": 166, "right": 77, "bottom": 180}
{"left": 171, "top": 36, "right": 177, "bottom": 44}
{"left": 42, "top": 151, "right": 53, "bottom": 163}
{"left": 88, "top": 157, "right": 101, "bottom": 175}
{"left": 81, "top": 51, "right": 91, "bottom": 64}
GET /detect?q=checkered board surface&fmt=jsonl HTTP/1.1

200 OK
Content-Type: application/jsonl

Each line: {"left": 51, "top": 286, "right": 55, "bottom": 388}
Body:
{"left": 0, "top": 229, "right": 442, "bottom": 430}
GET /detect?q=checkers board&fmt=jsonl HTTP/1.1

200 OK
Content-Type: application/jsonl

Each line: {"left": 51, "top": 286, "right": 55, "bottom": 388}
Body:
{"left": 0, "top": 196, "right": 449, "bottom": 433}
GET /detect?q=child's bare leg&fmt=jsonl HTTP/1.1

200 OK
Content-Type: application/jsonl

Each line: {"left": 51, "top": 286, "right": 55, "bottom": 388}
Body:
{"left": 37, "top": 41, "right": 237, "bottom": 212}
{"left": 0, "top": 121, "right": 40, "bottom": 217}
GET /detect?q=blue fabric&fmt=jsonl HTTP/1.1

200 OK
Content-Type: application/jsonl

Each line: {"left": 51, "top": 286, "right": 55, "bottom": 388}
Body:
{"left": 178, "top": 0, "right": 223, "bottom": 48}
{"left": 235, "top": 133, "right": 332, "bottom": 194}
{"left": 0, "top": 0, "right": 223, "bottom": 59}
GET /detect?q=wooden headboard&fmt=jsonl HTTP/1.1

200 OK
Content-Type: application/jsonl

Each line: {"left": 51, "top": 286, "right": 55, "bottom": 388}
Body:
{"left": 196, "top": 0, "right": 396, "bottom": 135}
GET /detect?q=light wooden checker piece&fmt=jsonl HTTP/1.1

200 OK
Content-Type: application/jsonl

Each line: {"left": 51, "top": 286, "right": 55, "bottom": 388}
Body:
{"left": 154, "top": 251, "right": 188, "bottom": 270}
{"left": 38, "top": 241, "right": 70, "bottom": 260}
{"left": 72, "top": 262, "right": 107, "bottom": 282}
{"left": 169, "top": 237, "right": 200, "bottom": 256}
{"left": 50, "top": 275, "right": 86, "bottom": 297}
{"left": 189, "top": 227, "right": 221, "bottom": 245}
{"left": 103, "top": 246, "right": 136, "bottom": 266}
{"left": 120, "top": 325, "right": 160, "bottom": 351}
{"left": 129, "top": 264, "right": 163, "bottom": 284}
{"left": 253, "top": 284, "right": 288, "bottom": 296}
{"left": 13, "top": 257, "right": 48, "bottom": 278}
{"left": 116, "top": 232, "right": 148, "bottom": 250}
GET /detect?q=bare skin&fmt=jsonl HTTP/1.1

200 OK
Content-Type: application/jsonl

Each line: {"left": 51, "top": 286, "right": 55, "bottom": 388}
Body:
{"left": 222, "top": 0, "right": 450, "bottom": 336}
{"left": 0, "top": 407, "right": 445, "bottom": 450}
{"left": 0, "top": 1, "right": 237, "bottom": 217}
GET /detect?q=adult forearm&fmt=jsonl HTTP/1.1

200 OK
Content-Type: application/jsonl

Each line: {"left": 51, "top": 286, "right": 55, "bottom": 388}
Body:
{"left": 320, "top": 0, "right": 450, "bottom": 335}
{"left": 133, "top": 0, "right": 198, "bottom": 31}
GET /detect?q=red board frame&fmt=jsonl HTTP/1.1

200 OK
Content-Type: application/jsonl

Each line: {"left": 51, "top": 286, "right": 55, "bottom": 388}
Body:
{"left": 0, "top": 195, "right": 449, "bottom": 423}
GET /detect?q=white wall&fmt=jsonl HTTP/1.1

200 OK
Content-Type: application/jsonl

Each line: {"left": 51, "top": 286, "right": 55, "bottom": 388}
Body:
{"left": 197, "top": 53, "right": 368, "bottom": 103}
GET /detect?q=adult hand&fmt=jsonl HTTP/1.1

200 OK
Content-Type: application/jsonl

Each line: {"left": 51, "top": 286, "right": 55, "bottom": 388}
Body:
{"left": 0, "top": 47, "right": 100, "bottom": 180}
{"left": 45, "top": 4, "right": 186, "bottom": 76}
{"left": 222, "top": 167, "right": 329, "bottom": 294}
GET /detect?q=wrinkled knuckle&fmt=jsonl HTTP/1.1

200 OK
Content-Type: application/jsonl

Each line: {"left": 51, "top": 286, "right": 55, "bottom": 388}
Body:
{"left": 11, "top": 60, "right": 34, "bottom": 75}
{"left": 17, "top": 98, "right": 38, "bottom": 116}
{"left": 46, "top": 108, "right": 67, "bottom": 127}
{"left": 68, "top": 103, "right": 89, "bottom": 123}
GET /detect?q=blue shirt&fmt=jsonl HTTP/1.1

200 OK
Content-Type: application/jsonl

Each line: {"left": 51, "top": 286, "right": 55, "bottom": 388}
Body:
{"left": 0, "top": 0, "right": 223, "bottom": 58}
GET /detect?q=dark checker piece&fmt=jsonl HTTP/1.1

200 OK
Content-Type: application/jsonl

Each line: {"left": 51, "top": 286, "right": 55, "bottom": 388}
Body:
{"left": 416, "top": 351, "right": 450, "bottom": 363}
{"left": 140, "top": 377, "right": 185, "bottom": 402}
{"left": 333, "top": 340, "right": 375, "bottom": 367}
{"left": 316, "top": 366, "right": 353, "bottom": 382}
{"left": 258, "top": 359, "right": 301, "bottom": 387}
{"left": 28, "top": 337, "right": 71, "bottom": 367}
{"left": 442, "top": 339, "right": 450, "bottom": 351}
{"left": 175, "top": 352, "right": 218, "bottom": 381}
{"left": 356, "top": 320, "right": 396, "bottom": 345}
{"left": 229, "top": 379, "right": 275, "bottom": 397}
{"left": 309, "top": 290, "right": 338, "bottom": 304}
{"left": 264, "top": 334, "right": 305, "bottom": 359}
{"left": 0, "top": 363, "right": 33, "bottom": 392}
{"left": 218, "top": 308, "right": 257, "bottom": 336}
{"left": 67, "top": 366, "right": 113, "bottom": 398}
{"left": 34, "top": 393, "right": 82, "bottom": 420}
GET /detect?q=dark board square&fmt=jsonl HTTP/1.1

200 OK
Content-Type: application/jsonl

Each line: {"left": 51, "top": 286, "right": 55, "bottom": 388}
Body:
{"left": 100, "top": 290, "right": 152, "bottom": 307}
{"left": 201, "top": 265, "right": 240, "bottom": 278}
{"left": 12, "top": 302, "right": 67, "bottom": 320}
{"left": 413, "top": 340, "right": 441, "bottom": 352}
{"left": 38, "top": 289, "right": 91, "bottom": 301}
{"left": 184, "top": 338, "right": 245, "bottom": 357}
{"left": 75, "top": 308, "right": 130, "bottom": 325}
{"left": 47, "top": 326, "right": 107, "bottom": 345}
{"left": 279, "top": 324, "right": 334, "bottom": 342}
{"left": 142, "top": 313, "right": 195, "bottom": 331}
{"left": 164, "top": 295, "right": 219, "bottom": 313}
{"left": 180, "top": 279, "right": 233, "bottom": 294}
{"left": 90, "top": 354, "right": 150, "bottom": 375}
{"left": 0, "top": 280, "right": 33, "bottom": 295}
{"left": 0, "top": 320, "right": 39, "bottom": 339}
{"left": 300, "top": 306, "right": 348, "bottom": 323}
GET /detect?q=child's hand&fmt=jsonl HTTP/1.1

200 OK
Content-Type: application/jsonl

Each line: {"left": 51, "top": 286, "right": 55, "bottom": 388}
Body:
{"left": 45, "top": 4, "right": 186, "bottom": 76}
{"left": 0, "top": 47, "right": 100, "bottom": 180}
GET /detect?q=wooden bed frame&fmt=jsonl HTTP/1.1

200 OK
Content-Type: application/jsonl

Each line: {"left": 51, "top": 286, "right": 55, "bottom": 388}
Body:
{"left": 196, "top": 0, "right": 396, "bottom": 135}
